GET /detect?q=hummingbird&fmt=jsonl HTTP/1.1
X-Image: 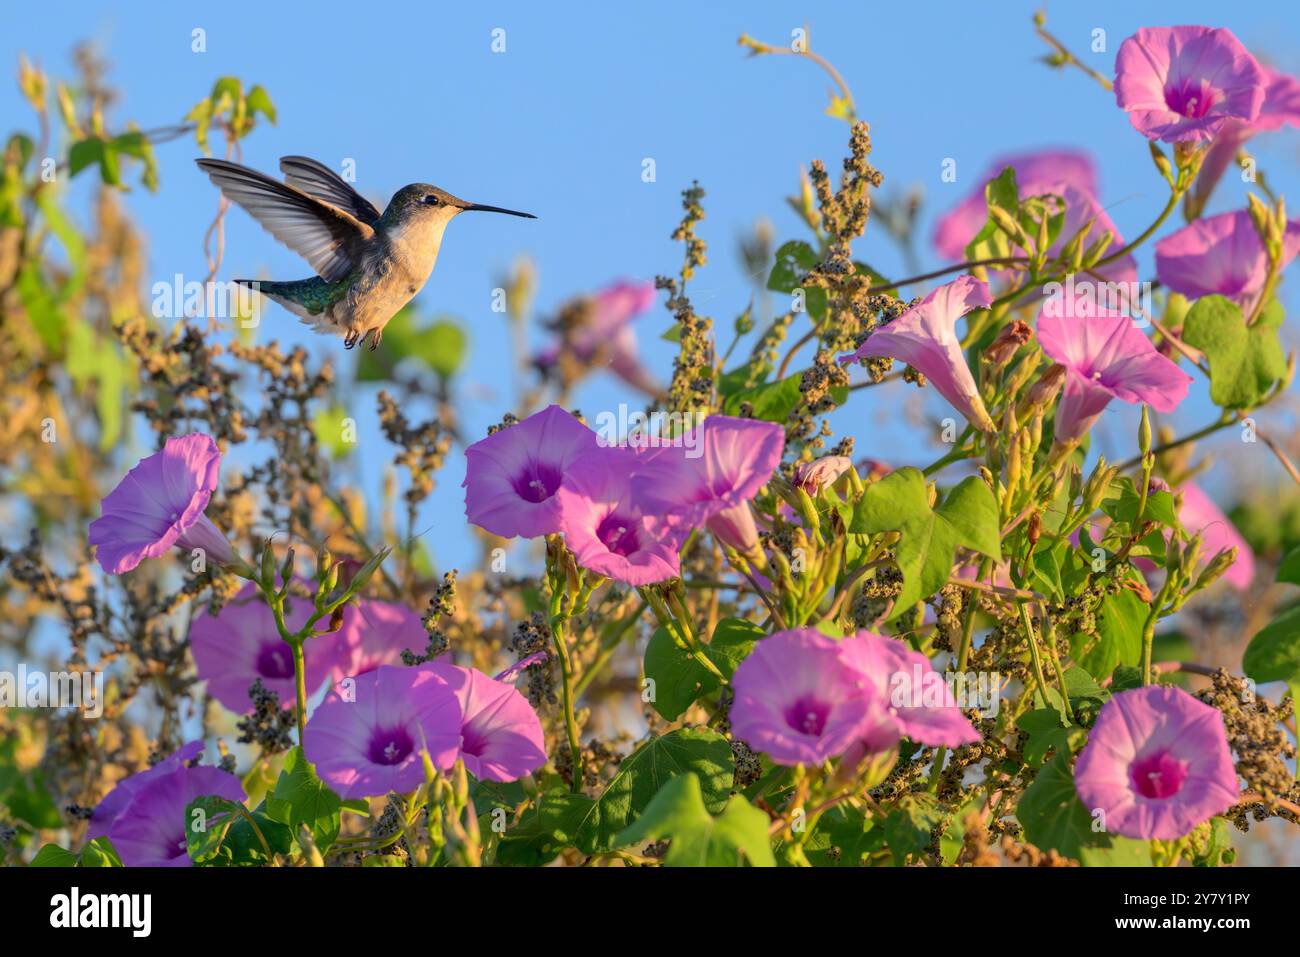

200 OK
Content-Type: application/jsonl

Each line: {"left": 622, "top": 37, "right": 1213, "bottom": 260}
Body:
{"left": 195, "top": 155, "right": 535, "bottom": 350}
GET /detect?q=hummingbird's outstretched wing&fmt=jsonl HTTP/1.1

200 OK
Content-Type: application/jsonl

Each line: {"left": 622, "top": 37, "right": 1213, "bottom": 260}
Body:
{"left": 279, "top": 156, "right": 381, "bottom": 226}
{"left": 196, "top": 158, "right": 375, "bottom": 283}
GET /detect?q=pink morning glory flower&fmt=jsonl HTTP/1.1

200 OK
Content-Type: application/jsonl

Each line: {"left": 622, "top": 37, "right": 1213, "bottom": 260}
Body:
{"left": 1036, "top": 296, "right": 1192, "bottom": 444}
{"left": 729, "top": 628, "right": 882, "bottom": 766}
{"left": 1074, "top": 684, "right": 1238, "bottom": 840}
{"left": 839, "top": 631, "right": 981, "bottom": 750}
{"left": 421, "top": 662, "right": 547, "bottom": 781}
{"left": 1177, "top": 482, "right": 1256, "bottom": 591}
{"left": 334, "top": 599, "right": 428, "bottom": 681}
{"left": 88, "top": 433, "right": 234, "bottom": 575}
{"left": 304, "top": 664, "right": 463, "bottom": 799}
{"left": 107, "top": 762, "right": 247, "bottom": 867}
{"left": 839, "top": 276, "right": 997, "bottom": 432}
{"left": 556, "top": 447, "right": 682, "bottom": 585}
{"left": 1155, "top": 209, "right": 1300, "bottom": 315}
{"left": 190, "top": 583, "right": 341, "bottom": 714}
{"left": 630, "top": 415, "right": 784, "bottom": 556}
{"left": 1114, "top": 26, "right": 1265, "bottom": 143}
{"left": 86, "top": 740, "right": 204, "bottom": 843}
{"left": 932, "top": 150, "right": 1098, "bottom": 261}
{"left": 463, "top": 405, "right": 599, "bottom": 539}
{"left": 536, "top": 279, "right": 660, "bottom": 394}
{"left": 1194, "top": 67, "right": 1300, "bottom": 210}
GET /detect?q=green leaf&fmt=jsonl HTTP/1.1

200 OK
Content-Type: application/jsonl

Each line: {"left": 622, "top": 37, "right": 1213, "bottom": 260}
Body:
{"left": 575, "top": 727, "right": 734, "bottom": 853}
{"left": 1073, "top": 588, "right": 1146, "bottom": 680}
{"left": 245, "top": 84, "right": 277, "bottom": 123}
{"left": 1017, "top": 753, "right": 1150, "bottom": 865}
{"left": 357, "top": 309, "right": 468, "bottom": 381}
{"left": 1277, "top": 544, "right": 1300, "bottom": 586}
{"left": 851, "top": 468, "right": 1000, "bottom": 618}
{"left": 1015, "top": 708, "right": 1077, "bottom": 767}
{"left": 1182, "top": 295, "right": 1286, "bottom": 409}
{"left": 1243, "top": 603, "right": 1300, "bottom": 686}
{"left": 266, "top": 746, "right": 342, "bottom": 852}
{"left": 766, "top": 240, "right": 827, "bottom": 318}
{"left": 615, "top": 773, "right": 774, "bottom": 866}
{"left": 721, "top": 373, "right": 802, "bottom": 422}
{"left": 32, "top": 844, "right": 79, "bottom": 867}
{"left": 79, "top": 837, "right": 123, "bottom": 867}
{"left": 877, "top": 793, "right": 945, "bottom": 866}
{"left": 312, "top": 403, "right": 355, "bottom": 460}
{"left": 493, "top": 789, "right": 594, "bottom": 866}
{"left": 642, "top": 618, "right": 762, "bottom": 720}
{"left": 964, "top": 167, "right": 1018, "bottom": 262}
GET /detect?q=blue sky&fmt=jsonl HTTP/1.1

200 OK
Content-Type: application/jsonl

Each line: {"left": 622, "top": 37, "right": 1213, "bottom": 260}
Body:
{"left": 6, "top": 1, "right": 1300, "bottom": 572}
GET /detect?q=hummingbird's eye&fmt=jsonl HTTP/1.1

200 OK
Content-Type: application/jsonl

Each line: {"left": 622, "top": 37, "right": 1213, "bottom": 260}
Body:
{"left": 423, "top": 194, "right": 440, "bottom": 206}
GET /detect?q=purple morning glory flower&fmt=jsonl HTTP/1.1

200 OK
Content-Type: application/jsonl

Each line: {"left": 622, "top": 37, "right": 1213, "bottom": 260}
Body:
{"left": 107, "top": 762, "right": 246, "bottom": 867}
{"left": 422, "top": 662, "right": 547, "bottom": 782}
{"left": 630, "top": 415, "right": 785, "bottom": 555}
{"left": 839, "top": 276, "right": 997, "bottom": 432}
{"left": 304, "top": 664, "right": 463, "bottom": 799}
{"left": 1194, "top": 67, "right": 1300, "bottom": 210}
{"left": 88, "top": 433, "right": 234, "bottom": 574}
{"left": 729, "top": 628, "right": 881, "bottom": 766}
{"left": 556, "top": 447, "right": 683, "bottom": 585}
{"left": 1155, "top": 209, "right": 1300, "bottom": 316}
{"left": 1114, "top": 26, "right": 1265, "bottom": 143}
{"left": 334, "top": 599, "right": 428, "bottom": 681}
{"left": 85, "top": 740, "right": 204, "bottom": 843}
{"left": 535, "top": 279, "right": 660, "bottom": 394}
{"left": 1036, "top": 296, "right": 1192, "bottom": 444}
{"left": 932, "top": 149, "right": 1099, "bottom": 260}
{"left": 839, "top": 630, "right": 980, "bottom": 750}
{"left": 190, "top": 583, "right": 342, "bottom": 713}
{"left": 1177, "top": 482, "right": 1256, "bottom": 592}
{"left": 1074, "top": 685, "right": 1238, "bottom": 840}
{"left": 463, "top": 405, "right": 599, "bottom": 539}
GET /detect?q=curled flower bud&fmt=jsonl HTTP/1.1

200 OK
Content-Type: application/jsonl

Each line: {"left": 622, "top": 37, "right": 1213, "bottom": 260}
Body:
{"left": 984, "top": 320, "right": 1033, "bottom": 371}
{"left": 793, "top": 455, "right": 853, "bottom": 494}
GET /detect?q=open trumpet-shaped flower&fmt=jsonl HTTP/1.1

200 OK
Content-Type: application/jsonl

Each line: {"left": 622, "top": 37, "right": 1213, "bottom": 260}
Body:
{"left": 88, "top": 433, "right": 234, "bottom": 574}
{"left": 1155, "top": 209, "right": 1300, "bottom": 315}
{"left": 556, "top": 448, "right": 682, "bottom": 585}
{"left": 86, "top": 740, "right": 205, "bottom": 843}
{"left": 630, "top": 415, "right": 784, "bottom": 556}
{"left": 730, "top": 628, "right": 882, "bottom": 766}
{"left": 1115, "top": 26, "right": 1265, "bottom": 143}
{"left": 838, "top": 631, "right": 981, "bottom": 750}
{"left": 463, "top": 405, "right": 599, "bottom": 539}
{"left": 932, "top": 150, "right": 1099, "bottom": 261}
{"left": 334, "top": 599, "right": 429, "bottom": 681}
{"left": 1194, "top": 67, "right": 1300, "bottom": 211}
{"left": 191, "top": 583, "right": 341, "bottom": 713}
{"left": 839, "top": 276, "right": 996, "bottom": 432}
{"left": 1036, "top": 296, "right": 1192, "bottom": 444}
{"left": 1074, "top": 685, "right": 1238, "bottom": 840}
{"left": 107, "top": 762, "right": 246, "bottom": 867}
{"left": 421, "top": 662, "right": 546, "bottom": 782}
{"left": 304, "top": 664, "right": 463, "bottom": 799}
{"left": 536, "top": 279, "right": 660, "bottom": 394}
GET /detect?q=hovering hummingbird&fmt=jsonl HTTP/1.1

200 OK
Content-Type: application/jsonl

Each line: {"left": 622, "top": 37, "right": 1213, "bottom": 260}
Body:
{"left": 196, "top": 155, "right": 535, "bottom": 350}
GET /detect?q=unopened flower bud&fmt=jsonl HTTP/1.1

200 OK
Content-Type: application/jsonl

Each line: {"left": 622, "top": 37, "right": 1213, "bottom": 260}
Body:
{"left": 1194, "top": 547, "right": 1238, "bottom": 591}
{"left": 793, "top": 455, "right": 853, "bottom": 494}
{"left": 985, "top": 320, "right": 1033, "bottom": 371}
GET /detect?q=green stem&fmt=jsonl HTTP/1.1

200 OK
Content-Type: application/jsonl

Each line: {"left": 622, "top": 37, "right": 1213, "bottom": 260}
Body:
{"left": 549, "top": 617, "right": 584, "bottom": 793}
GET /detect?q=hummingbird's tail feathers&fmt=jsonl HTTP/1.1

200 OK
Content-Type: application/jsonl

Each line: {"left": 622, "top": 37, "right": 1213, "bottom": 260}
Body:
{"left": 195, "top": 157, "right": 375, "bottom": 283}
{"left": 279, "top": 156, "right": 381, "bottom": 226}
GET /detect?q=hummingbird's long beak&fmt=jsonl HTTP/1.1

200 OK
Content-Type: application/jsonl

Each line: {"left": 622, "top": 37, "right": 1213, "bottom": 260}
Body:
{"left": 461, "top": 202, "right": 536, "bottom": 219}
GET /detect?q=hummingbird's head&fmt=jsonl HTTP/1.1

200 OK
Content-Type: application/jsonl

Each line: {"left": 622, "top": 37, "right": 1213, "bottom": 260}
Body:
{"left": 383, "top": 184, "right": 535, "bottom": 229}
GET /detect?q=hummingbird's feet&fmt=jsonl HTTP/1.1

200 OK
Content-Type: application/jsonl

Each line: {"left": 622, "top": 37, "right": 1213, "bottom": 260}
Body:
{"left": 343, "top": 329, "right": 360, "bottom": 350}
{"left": 367, "top": 329, "right": 382, "bottom": 352}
